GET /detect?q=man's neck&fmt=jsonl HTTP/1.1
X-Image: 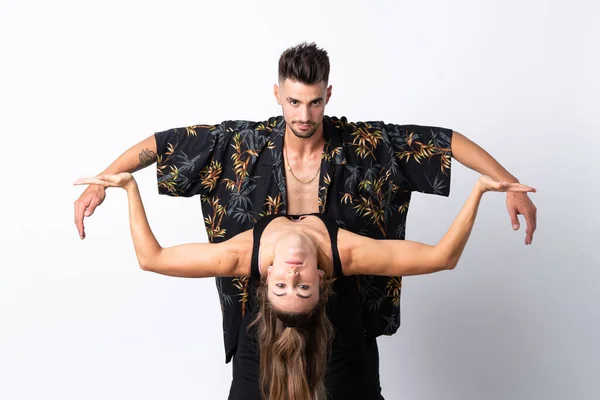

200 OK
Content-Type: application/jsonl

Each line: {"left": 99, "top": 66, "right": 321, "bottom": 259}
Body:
{"left": 284, "top": 124, "right": 326, "bottom": 156}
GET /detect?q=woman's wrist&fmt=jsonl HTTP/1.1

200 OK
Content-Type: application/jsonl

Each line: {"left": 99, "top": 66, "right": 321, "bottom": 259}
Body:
{"left": 474, "top": 178, "right": 487, "bottom": 195}
{"left": 124, "top": 178, "right": 138, "bottom": 192}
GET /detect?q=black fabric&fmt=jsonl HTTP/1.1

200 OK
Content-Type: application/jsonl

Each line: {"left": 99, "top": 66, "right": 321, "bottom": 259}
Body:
{"left": 250, "top": 214, "right": 279, "bottom": 279}
{"left": 249, "top": 213, "right": 342, "bottom": 279}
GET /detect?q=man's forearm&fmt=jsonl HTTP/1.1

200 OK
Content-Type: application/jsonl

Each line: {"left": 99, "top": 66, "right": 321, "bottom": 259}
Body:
{"left": 99, "top": 135, "right": 158, "bottom": 175}
{"left": 451, "top": 131, "right": 518, "bottom": 183}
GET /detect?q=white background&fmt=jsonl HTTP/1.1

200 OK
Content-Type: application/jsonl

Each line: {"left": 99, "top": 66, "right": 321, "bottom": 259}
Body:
{"left": 1, "top": 0, "right": 598, "bottom": 399}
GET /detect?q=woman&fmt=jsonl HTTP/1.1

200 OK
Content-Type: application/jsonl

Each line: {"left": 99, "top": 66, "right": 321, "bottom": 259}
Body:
{"left": 74, "top": 173, "right": 535, "bottom": 399}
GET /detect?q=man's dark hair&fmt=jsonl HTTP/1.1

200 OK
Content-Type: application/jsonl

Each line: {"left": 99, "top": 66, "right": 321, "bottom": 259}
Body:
{"left": 278, "top": 42, "right": 330, "bottom": 85}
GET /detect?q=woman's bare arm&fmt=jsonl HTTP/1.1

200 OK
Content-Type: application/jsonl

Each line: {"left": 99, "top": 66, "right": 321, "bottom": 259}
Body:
{"left": 341, "top": 176, "right": 535, "bottom": 277}
{"left": 74, "top": 173, "right": 252, "bottom": 277}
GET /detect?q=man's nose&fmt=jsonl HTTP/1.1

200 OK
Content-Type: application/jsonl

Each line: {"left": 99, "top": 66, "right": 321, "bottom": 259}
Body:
{"left": 300, "top": 106, "right": 310, "bottom": 121}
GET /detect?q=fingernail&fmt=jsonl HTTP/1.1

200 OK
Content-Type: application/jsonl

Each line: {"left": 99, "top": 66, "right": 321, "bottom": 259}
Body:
{"left": 513, "top": 225, "right": 519, "bottom": 230}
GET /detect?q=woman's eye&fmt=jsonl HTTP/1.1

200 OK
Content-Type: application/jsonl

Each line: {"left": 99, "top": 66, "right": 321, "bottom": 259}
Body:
{"left": 298, "top": 285, "right": 310, "bottom": 290}
{"left": 276, "top": 283, "right": 286, "bottom": 288}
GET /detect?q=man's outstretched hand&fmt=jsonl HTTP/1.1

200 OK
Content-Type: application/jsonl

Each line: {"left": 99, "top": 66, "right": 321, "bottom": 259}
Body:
{"left": 74, "top": 184, "right": 106, "bottom": 240}
{"left": 506, "top": 192, "right": 537, "bottom": 245}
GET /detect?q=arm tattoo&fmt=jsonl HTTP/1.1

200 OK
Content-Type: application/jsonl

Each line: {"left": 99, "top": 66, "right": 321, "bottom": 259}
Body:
{"left": 136, "top": 148, "right": 157, "bottom": 169}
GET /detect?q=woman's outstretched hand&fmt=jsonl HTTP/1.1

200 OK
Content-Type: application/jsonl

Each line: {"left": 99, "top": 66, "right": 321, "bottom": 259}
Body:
{"left": 73, "top": 173, "right": 136, "bottom": 190}
{"left": 477, "top": 175, "right": 536, "bottom": 194}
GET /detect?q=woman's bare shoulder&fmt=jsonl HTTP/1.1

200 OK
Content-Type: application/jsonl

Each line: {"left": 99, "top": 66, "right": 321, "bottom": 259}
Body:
{"left": 337, "top": 229, "right": 373, "bottom": 275}
{"left": 222, "top": 229, "right": 254, "bottom": 276}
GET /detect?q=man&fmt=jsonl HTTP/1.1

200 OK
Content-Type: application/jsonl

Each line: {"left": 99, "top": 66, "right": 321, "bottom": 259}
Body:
{"left": 74, "top": 42, "right": 537, "bottom": 398}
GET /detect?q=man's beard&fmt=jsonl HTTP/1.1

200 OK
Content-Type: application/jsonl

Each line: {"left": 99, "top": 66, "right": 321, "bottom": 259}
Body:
{"left": 289, "top": 120, "right": 321, "bottom": 139}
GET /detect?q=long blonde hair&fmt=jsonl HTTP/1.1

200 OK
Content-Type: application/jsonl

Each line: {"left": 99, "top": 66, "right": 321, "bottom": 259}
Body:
{"left": 251, "top": 278, "right": 334, "bottom": 400}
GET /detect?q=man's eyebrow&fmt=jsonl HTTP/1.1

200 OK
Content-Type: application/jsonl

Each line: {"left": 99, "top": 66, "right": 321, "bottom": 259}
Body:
{"left": 286, "top": 96, "right": 324, "bottom": 103}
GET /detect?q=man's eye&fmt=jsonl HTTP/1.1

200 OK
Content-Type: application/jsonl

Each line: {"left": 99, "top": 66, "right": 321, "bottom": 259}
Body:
{"left": 311, "top": 100, "right": 321, "bottom": 105}
{"left": 289, "top": 100, "right": 298, "bottom": 105}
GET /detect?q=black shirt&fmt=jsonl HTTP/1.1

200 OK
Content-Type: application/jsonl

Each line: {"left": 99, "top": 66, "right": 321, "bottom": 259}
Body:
{"left": 154, "top": 115, "right": 453, "bottom": 362}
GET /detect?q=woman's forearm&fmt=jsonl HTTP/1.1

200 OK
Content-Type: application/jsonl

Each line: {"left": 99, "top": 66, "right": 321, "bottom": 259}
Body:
{"left": 435, "top": 183, "right": 484, "bottom": 269}
{"left": 124, "top": 181, "right": 163, "bottom": 269}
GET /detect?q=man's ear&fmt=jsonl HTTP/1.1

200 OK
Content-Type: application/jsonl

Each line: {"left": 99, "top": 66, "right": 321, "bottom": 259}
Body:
{"left": 274, "top": 84, "right": 281, "bottom": 105}
{"left": 325, "top": 85, "right": 332, "bottom": 104}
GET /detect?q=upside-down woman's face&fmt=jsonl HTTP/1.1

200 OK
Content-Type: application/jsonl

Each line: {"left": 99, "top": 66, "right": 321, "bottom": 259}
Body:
{"left": 267, "top": 232, "right": 324, "bottom": 313}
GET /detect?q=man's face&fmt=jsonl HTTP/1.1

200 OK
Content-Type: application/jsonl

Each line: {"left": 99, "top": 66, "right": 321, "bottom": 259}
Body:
{"left": 274, "top": 79, "right": 332, "bottom": 139}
